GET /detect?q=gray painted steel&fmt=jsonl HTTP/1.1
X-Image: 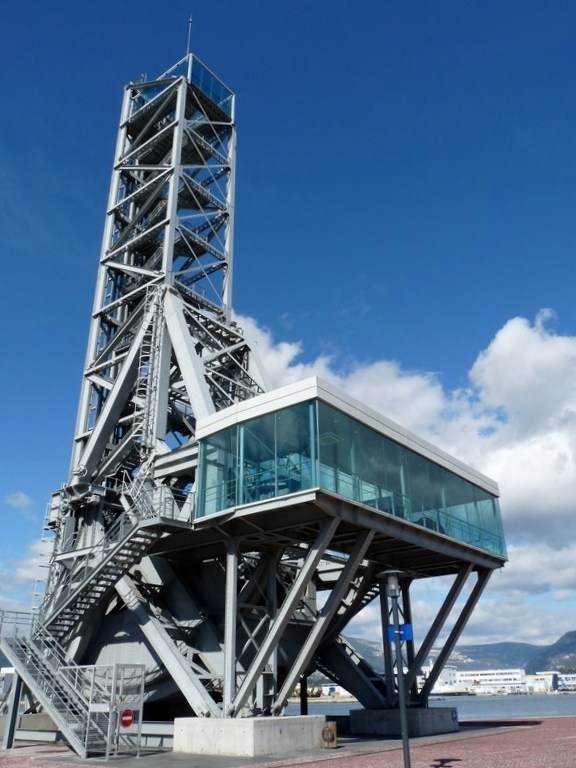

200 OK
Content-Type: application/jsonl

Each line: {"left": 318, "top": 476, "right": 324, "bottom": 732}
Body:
{"left": 0, "top": 49, "right": 506, "bottom": 758}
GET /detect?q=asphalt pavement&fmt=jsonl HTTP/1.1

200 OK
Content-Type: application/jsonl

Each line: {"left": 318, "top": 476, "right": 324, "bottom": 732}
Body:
{"left": 1, "top": 717, "right": 574, "bottom": 768}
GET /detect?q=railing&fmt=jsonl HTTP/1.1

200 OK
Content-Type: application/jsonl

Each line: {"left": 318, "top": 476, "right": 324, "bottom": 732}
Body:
{"left": 0, "top": 611, "right": 103, "bottom": 756}
{"left": 128, "top": 479, "right": 178, "bottom": 521}
{"left": 0, "top": 611, "right": 107, "bottom": 701}
{"left": 0, "top": 610, "right": 146, "bottom": 758}
{"left": 41, "top": 479, "right": 189, "bottom": 624}
{"left": 199, "top": 460, "right": 505, "bottom": 557}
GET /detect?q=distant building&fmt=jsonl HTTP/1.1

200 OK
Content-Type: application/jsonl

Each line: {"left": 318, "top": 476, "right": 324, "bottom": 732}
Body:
{"left": 526, "top": 671, "right": 576, "bottom": 693}
{"left": 456, "top": 668, "right": 526, "bottom": 695}
{"left": 422, "top": 662, "right": 576, "bottom": 695}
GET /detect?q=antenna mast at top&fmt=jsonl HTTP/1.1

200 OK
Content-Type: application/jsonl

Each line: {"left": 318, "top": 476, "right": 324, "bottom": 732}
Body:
{"left": 186, "top": 14, "right": 193, "bottom": 78}
{"left": 186, "top": 13, "right": 193, "bottom": 54}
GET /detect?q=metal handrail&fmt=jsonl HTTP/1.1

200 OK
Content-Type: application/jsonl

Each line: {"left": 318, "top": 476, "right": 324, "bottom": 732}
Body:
{"left": 0, "top": 611, "right": 109, "bottom": 703}
{"left": 0, "top": 611, "right": 119, "bottom": 754}
{"left": 41, "top": 481, "right": 182, "bottom": 623}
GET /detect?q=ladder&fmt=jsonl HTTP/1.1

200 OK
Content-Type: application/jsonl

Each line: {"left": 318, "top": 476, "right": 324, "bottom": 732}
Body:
{"left": 134, "top": 286, "right": 164, "bottom": 455}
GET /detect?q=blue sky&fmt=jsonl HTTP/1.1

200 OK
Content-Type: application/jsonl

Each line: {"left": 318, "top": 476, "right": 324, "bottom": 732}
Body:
{"left": 3, "top": 1, "right": 576, "bottom": 646}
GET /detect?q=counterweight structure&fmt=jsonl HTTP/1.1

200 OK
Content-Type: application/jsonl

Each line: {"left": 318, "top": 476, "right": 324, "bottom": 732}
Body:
{"left": 0, "top": 53, "right": 507, "bottom": 757}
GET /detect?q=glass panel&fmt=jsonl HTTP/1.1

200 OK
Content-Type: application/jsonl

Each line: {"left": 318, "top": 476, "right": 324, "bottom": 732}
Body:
{"left": 197, "top": 425, "right": 237, "bottom": 517}
{"left": 315, "top": 401, "right": 506, "bottom": 557}
{"left": 196, "top": 397, "right": 506, "bottom": 558}
{"left": 191, "top": 57, "right": 233, "bottom": 116}
{"left": 404, "top": 451, "right": 444, "bottom": 532}
{"left": 197, "top": 401, "right": 316, "bottom": 515}
{"left": 275, "top": 402, "right": 315, "bottom": 495}
{"left": 241, "top": 412, "right": 277, "bottom": 502}
{"left": 241, "top": 402, "right": 316, "bottom": 504}
{"left": 317, "top": 402, "right": 355, "bottom": 496}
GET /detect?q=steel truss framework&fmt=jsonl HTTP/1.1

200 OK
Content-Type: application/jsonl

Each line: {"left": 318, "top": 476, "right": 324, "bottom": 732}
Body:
{"left": 0, "top": 53, "right": 506, "bottom": 757}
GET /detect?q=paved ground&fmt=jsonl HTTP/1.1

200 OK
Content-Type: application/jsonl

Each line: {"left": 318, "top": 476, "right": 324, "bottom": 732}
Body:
{"left": 1, "top": 717, "right": 575, "bottom": 768}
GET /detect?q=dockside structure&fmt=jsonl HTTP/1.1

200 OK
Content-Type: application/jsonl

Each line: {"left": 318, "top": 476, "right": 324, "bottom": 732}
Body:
{"left": 0, "top": 50, "right": 507, "bottom": 757}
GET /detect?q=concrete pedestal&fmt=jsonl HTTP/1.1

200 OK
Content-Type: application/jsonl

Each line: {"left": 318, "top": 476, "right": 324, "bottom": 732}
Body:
{"left": 350, "top": 707, "right": 458, "bottom": 737}
{"left": 173, "top": 715, "right": 326, "bottom": 756}
{"left": 0, "top": 713, "right": 59, "bottom": 742}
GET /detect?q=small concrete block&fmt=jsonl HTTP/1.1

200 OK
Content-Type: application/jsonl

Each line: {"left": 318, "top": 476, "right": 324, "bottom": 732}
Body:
{"left": 350, "top": 706, "right": 458, "bottom": 737}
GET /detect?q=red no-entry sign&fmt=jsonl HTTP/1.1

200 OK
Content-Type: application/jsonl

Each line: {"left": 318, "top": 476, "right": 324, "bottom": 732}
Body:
{"left": 120, "top": 709, "right": 134, "bottom": 728}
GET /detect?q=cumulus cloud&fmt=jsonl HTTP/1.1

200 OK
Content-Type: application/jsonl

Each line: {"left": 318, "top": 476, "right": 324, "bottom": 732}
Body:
{"left": 0, "top": 537, "right": 53, "bottom": 610}
{"left": 4, "top": 310, "right": 573, "bottom": 645}
{"left": 470, "top": 309, "right": 576, "bottom": 437}
{"left": 240, "top": 309, "right": 576, "bottom": 644}
{"left": 5, "top": 491, "right": 33, "bottom": 509}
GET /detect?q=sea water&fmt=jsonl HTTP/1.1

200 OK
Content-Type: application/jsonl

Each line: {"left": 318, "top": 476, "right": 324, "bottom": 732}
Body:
{"left": 430, "top": 693, "right": 576, "bottom": 720}
{"left": 286, "top": 693, "right": 576, "bottom": 720}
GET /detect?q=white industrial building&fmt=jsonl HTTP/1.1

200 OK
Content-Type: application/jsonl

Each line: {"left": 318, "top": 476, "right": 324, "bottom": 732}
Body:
{"left": 425, "top": 663, "right": 576, "bottom": 695}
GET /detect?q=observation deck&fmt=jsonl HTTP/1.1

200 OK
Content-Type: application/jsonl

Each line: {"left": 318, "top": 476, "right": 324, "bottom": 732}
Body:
{"left": 154, "top": 377, "right": 506, "bottom": 576}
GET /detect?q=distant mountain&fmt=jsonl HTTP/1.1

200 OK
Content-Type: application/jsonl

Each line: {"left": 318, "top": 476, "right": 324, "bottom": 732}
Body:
{"left": 445, "top": 642, "right": 538, "bottom": 670}
{"left": 349, "top": 637, "right": 385, "bottom": 672}
{"left": 525, "top": 631, "right": 576, "bottom": 673}
{"left": 344, "top": 631, "right": 576, "bottom": 675}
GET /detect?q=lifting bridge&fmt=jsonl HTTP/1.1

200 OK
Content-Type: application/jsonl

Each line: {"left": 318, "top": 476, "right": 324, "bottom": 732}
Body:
{"left": 0, "top": 50, "right": 506, "bottom": 758}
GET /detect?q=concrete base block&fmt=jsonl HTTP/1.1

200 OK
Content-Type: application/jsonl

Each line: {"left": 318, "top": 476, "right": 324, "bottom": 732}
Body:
{"left": 350, "top": 707, "right": 459, "bottom": 737}
{"left": 0, "top": 713, "right": 59, "bottom": 741}
{"left": 173, "top": 715, "right": 326, "bottom": 756}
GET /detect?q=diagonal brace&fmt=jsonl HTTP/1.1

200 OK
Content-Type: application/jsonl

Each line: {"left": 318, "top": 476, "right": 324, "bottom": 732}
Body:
{"left": 227, "top": 518, "right": 340, "bottom": 716}
{"left": 273, "top": 529, "right": 375, "bottom": 712}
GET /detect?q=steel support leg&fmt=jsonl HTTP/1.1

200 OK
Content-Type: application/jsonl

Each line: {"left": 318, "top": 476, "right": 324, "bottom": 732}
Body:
{"left": 223, "top": 539, "right": 238, "bottom": 714}
{"left": 407, "top": 565, "right": 472, "bottom": 685}
{"left": 115, "top": 575, "right": 221, "bottom": 717}
{"left": 399, "top": 579, "right": 417, "bottom": 700}
{"left": 2, "top": 673, "right": 23, "bottom": 749}
{"left": 406, "top": 564, "right": 473, "bottom": 696}
{"left": 229, "top": 518, "right": 339, "bottom": 715}
{"left": 273, "top": 530, "right": 374, "bottom": 712}
{"left": 380, "top": 582, "right": 395, "bottom": 706}
{"left": 419, "top": 568, "right": 492, "bottom": 701}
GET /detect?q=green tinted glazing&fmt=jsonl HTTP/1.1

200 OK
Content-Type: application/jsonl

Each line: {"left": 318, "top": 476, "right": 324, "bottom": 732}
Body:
{"left": 197, "top": 399, "right": 506, "bottom": 558}
{"left": 197, "top": 424, "right": 238, "bottom": 516}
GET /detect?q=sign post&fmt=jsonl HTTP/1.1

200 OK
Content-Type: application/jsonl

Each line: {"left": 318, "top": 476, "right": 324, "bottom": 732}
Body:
{"left": 386, "top": 571, "right": 411, "bottom": 768}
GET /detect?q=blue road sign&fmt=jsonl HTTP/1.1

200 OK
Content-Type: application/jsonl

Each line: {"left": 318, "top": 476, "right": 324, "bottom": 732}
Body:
{"left": 387, "top": 623, "right": 413, "bottom": 642}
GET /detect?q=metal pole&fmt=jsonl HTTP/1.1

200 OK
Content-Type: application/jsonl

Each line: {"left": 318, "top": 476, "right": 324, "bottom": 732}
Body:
{"left": 387, "top": 573, "right": 411, "bottom": 768}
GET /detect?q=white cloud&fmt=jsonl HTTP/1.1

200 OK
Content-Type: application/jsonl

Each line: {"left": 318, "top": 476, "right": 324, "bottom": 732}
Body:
{"left": 240, "top": 309, "right": 576, "bottom": 645}
{"left": 0, "top": 537, "right": 53, "bottom": 611}
{"left": 469, "top": 309, "right": 576, "bottom": 438}
{"left": 5, "top": 491, "right": 33, "bottom": 509}
{"left": 4, "top": 490, "right": 38, "bottom": 524}
{"left": 5, "top": 311, "right": 574, "bottom": 647}
{"left": 13, "top": 537, "right": 54, "bottom": 587}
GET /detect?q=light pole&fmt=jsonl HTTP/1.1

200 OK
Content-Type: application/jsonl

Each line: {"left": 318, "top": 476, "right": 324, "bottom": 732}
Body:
{"left": 386, "top": 571, "right": 411, "bottom": 768}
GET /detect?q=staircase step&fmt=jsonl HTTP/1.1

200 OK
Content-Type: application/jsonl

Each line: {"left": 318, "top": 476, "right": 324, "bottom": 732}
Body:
{"left": 43, "top": 490, "right": 169, "bottom": 639}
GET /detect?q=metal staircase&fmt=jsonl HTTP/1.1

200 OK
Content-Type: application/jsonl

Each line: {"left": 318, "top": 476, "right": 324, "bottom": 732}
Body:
{"left": 315, "top": 634, "right": 388, "bottom": 709}
{"left": 322, "top": 568, "right": 382, "bottom": 644}
{"left": 0, "top": 613, "right": 108, "bottom": 757}
{"left": 41, "top": 479, "right": 189, "bottom": 642}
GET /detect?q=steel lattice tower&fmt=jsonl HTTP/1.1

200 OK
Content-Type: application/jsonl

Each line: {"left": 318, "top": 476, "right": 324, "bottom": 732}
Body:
{"left": 42, "top": 53, "right": 271, "bottom": 714}
{"left": 0, "top": 51, "right": 507, "bottom": 758}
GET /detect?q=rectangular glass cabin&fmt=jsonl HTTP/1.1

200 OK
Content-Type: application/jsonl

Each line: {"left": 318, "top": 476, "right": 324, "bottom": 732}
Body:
{"left": 196, "top": 378, "right": 506, "bottom": 559}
